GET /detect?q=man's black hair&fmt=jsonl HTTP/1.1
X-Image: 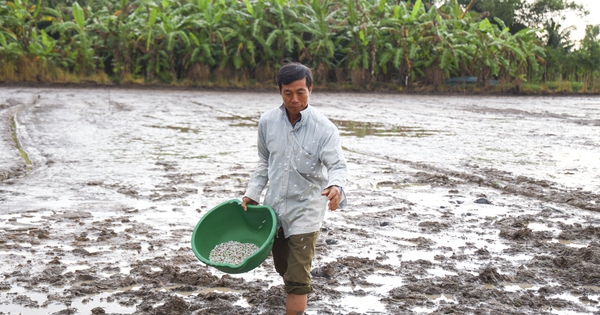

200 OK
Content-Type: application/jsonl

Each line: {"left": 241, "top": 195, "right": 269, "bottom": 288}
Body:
{"left": 277, "top": 61, "right": 313, "bottom": 90}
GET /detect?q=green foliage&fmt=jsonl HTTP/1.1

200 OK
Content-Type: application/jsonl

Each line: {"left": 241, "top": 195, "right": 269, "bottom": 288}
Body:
{"left": 0, "top": 0, "right": 594, "bottom": 89}
{"left": 579, "top": 25, "right": 600, "bottom": 73}
{"left": 457, "top": 0, "right": 587, "bottom": 34}
{"left": 541, "top": 21, "right": 600, "bottom": 87}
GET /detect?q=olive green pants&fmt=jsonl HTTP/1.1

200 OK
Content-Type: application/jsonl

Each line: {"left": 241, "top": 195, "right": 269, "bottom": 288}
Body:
{"left": 272, "top": 228, "right": 319, "bottom": 295}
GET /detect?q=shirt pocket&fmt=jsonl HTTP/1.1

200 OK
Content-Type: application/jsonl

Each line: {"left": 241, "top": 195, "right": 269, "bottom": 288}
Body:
{"left": 294, "top": 147, "right": 319, "bottom": 175}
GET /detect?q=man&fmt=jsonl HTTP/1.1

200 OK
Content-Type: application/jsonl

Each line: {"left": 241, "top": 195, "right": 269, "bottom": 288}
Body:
{"left": 242, "top": 61, "right": 347, "bottom": 315}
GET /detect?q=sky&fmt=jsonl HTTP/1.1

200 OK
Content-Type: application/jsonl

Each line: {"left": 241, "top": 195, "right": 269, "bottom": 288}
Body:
{"left": 563, "top": 0, "right": 599, "bottom": 42}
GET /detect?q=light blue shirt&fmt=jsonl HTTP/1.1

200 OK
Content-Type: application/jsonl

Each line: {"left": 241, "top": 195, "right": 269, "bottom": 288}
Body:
{"left": 245, "top": 104, "right": 347, "bottom": 237}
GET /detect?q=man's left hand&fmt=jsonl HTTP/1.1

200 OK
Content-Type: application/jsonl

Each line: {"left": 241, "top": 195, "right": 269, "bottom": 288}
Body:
{"left": 321, "top": 186, "right": 341, "bottom": 211}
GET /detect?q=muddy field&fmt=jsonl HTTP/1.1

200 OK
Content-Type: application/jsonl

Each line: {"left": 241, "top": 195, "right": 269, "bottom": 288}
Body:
{"left": 1, "top": 86, "right": 599, "bottom": 315}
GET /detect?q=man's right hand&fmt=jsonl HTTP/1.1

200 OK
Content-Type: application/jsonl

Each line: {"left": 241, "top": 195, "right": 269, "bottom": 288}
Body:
{"left": 241, "top": 196, "right": 258, "bottom": 211}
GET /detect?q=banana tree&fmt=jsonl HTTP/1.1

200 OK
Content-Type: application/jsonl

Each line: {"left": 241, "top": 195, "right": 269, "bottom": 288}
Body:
{"left": 83, "top": 0, "right": 136, "bottom": 77}
{"left": 265, "top": 0, "right": 306, "bottom": 65}
{"left": 0, "top": 0, "right": 558, "bottom": 87}
{"left": 46, "top": 2, "right": 96, "bottom": 75}
{"left": 511, "top": 26, "right": 545, "bottom": 81}
{"left": 3, "top": 0, "right": 41, "bottom": 50}
{"left": 377, "top": 0, "right": 428, "bottom": 85}
{"left": 296, "top": 0, "right": 341, "bottom": 81}
{"left": 0, "top": 1, "right": 25, "bottom": 61}
{"left": 27, "top": 29, "right": 58, "bottom": 64}
{"left": 127, "top": 0, "right": 187, "bottom": 81}
{"left": 157, "top": 2, "right": 191, "bottom": 80}
{"left": 131, "top": 1, "right": 160, "bottom": 80}
{"left": 425, "top": 3, "right": 485, "bottom": 84}
{"left": 337, "top": 0, "right": 381, "bottom": 85}
{"left": 219, "top": 0, "right": 270, "bottom": 72}
{"left": 183, "top": 0, "right": 227, "bottom": 69}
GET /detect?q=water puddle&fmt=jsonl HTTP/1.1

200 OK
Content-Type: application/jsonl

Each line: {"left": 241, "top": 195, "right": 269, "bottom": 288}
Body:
{"left": 330, "top": 119, "right": 438, "bottom": 137}
{"left": 0, "top": 284, "right": 247, "bottom": 315}
{"left": 338, "top": 294, "right": 387, "bottom": 313}
{"left": 198, "top": 287, "right": 241, "bottom": 294}
{"left": 428, "top": 267, "right": 457, "bottom": 277}
{"left": 551, "top": 239, "right": 589, "bottom": 248}
{"left": 550, "top": 292, "right": 600, "bottom": 313}
{"left": 376, "top": 180, "right": 409, "bottom": 189}
{"left": 504, "top": 283, "right": 540, "bottom": 292}
{"left": 528, "top": 222, "right": 558, "bottom": 232}
{"left": 144, "top": 124, "right": 199, "bottom": 133}
{"left": 425, "top": 293, "right": 455, "bottom": 302}
{"left": 217, "top": 115, "right": 258, "bottom": 127}
{"left": 1, "top": 285, "right": 137, "bottom": 314}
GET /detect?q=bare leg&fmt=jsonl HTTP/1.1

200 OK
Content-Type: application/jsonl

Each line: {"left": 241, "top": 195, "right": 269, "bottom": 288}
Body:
{"left": 286, "top": 293, "right": 307, "bottom": 315}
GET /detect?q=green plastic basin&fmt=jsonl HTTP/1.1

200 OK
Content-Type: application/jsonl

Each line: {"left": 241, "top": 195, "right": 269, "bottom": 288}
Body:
{"left": 191, "top": 199, "right": 277, "bottom": 274}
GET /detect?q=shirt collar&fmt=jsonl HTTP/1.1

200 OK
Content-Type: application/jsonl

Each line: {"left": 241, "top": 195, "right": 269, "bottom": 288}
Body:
{"left": 280, "top": 104, "right": 312, "bottom": 128}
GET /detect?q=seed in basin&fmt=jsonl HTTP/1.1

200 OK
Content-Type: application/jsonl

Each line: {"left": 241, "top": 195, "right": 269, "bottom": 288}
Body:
{"left": 209, "top": 241, "right": 259, "bottom": 265}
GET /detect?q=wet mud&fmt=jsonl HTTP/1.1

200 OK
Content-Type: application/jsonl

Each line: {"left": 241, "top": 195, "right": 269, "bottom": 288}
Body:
{"left": 1, "top": 87, "right": 599, "bottom": 314}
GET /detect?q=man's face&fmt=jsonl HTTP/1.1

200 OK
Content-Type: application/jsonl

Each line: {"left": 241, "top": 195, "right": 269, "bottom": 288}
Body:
{"left": 280, "top": 78, "right": 312, "bottom": 117}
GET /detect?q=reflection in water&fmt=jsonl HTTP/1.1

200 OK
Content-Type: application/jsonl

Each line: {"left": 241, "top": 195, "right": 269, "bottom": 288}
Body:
{"left": 145, "top": 124, "right": 199, "bottom": 133}
{"left": 217, "top": 115, "right": 258, "bottom": 127}
{"left": 330, "top": 119, "right": 438, "bottom": 137}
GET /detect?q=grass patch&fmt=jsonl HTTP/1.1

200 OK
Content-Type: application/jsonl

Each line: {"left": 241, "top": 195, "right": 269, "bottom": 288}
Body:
{"left": 521, "top": 83, "right": 542, "bottom": 92}
{"left": 10, "top": 115, "right": 32, "bottom": 172}
{"left": 0, "top": 57, "right": 113, "bottom": 85}
{"left": 570, "top": 81, "right": 583, "bottom": 92}
{"left": 546, "top": 81, "right": 559, "bottom": 91}
{"left": 2, "top": 58, "right": 599, "bottom": 95}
